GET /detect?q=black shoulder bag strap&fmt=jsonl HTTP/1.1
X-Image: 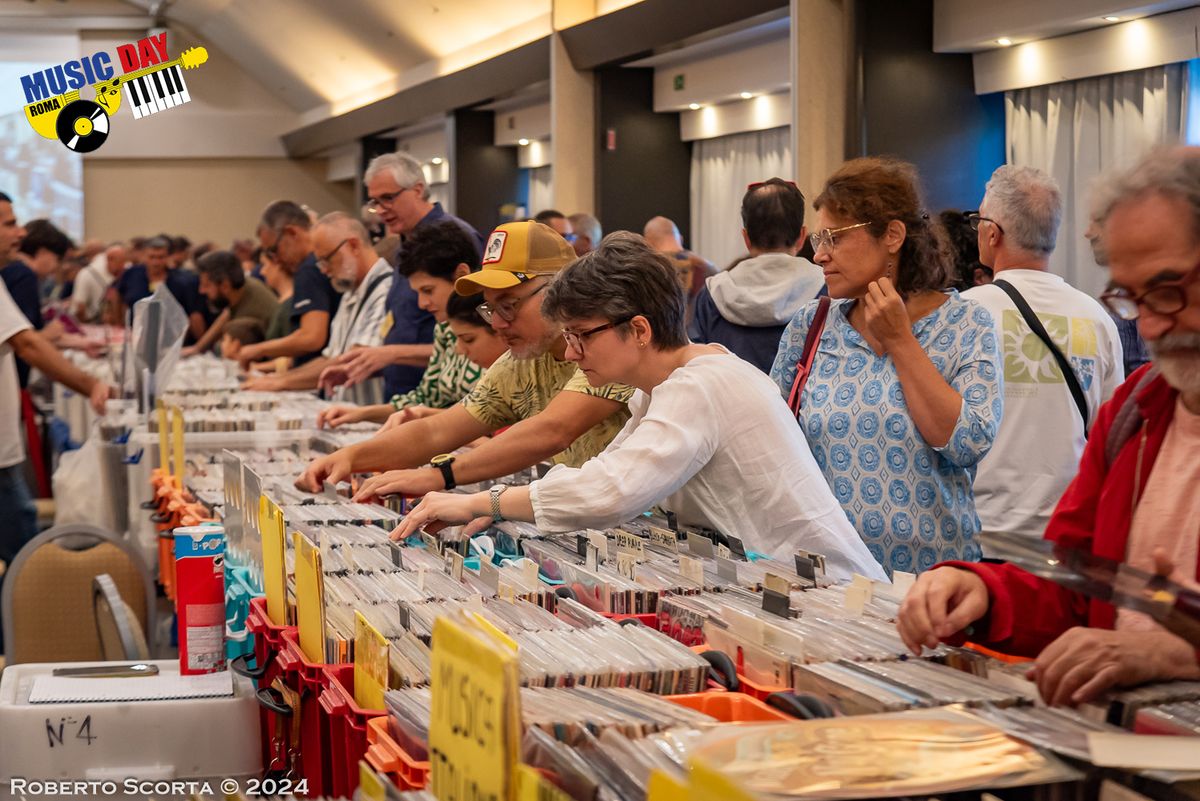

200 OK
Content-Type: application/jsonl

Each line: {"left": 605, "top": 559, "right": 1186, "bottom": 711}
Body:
{"left": 992, "top": 279, "right": 1090, "bottom": 436}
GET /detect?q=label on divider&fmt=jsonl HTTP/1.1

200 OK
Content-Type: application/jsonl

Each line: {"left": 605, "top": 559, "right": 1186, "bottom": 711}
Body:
{"left": 294, "top": 531, "right": 326, "bottom": 664}
{"left": 429, "top": 613, "right": 520, "bottom": 801}
{"left": 679, "top": 555, "right": 705, "bottom": 586}
{"left": 259, "top": 496, "right": 287, "bottom": 627}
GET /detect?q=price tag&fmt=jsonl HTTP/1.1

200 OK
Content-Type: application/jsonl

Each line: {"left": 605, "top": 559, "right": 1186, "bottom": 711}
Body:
{"left": 715, "top": 556, "right": 739, "bottom": 583}
{"left": 480, "top": 560, "right": 500, "bottom": 592}
{"left": 725, "top": 534, "right": 747, "bottom": 560}
{"left": 715, "top": 544, "right": 731, "bottom": 560}
{"left": 586, "top": 530, "right": 608, "bottom": 564}
{"left": 585, "top": 543, "right": 599, "bottom": 573}
{"left": 844, "top": 583, "right": 869, "bottom": 616}
{"left": 421, "top": 531, "right": 441, "bottom": 554}
{"left": 851, "top": 573, "right": 875, "bottom": 603}
{"left": 678, "top": 555, "right": 705, "bottom": 585}
{"left": 354, "top": 611, "right": 389, "bottom": 710}
{"left": 763, "top": 572, "right": 790, "bottom": 595}
{"left": 429, "top": 614, "right": 520, "bottom": 801}
{"left": 614, "top": 529, "right": 646, "bottom": 559}
{"left": 686, "top": 531, "right": 714, "bottom": 558}
{"left": 761, "top": 588, "right": 790, "bottom": 618}
{"left": 498, "top": 582, "right": 516, "bottom": 601}
{"left": 616, "top": 551, "right": 637, "bottom": 580}
{"left": 516, "top": 557, "right": 539, "bottom": 586}
{"left": 892, "top": 570, "right": 916, "bottom": 598}
{"left": 648, "top": 526, "right": 678, "bottom": 552}
{"left": 444, "top": 550, "right": 464, "bottom": 582}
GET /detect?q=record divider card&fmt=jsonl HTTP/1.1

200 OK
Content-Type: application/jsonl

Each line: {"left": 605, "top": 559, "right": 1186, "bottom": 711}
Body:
{"left": 429, "top": 612, "right": 520, "bottom": 801}
{"left": 259, "top": 495, "right": 287, "bottom": 626}
{"left": 294, "top": 530, "right": 326, "bottom": 664}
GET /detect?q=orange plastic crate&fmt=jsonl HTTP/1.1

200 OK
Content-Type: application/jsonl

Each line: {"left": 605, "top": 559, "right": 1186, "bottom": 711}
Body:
{"left": 365, "top": 717, "right": 430, "bottom": 791}
{"left": 666, "top": 691, "right": 792, "bottom": 723}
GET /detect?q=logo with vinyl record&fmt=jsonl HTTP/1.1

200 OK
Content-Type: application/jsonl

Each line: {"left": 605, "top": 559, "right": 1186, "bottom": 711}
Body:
{"left": 18, "top": 32, "right": 209, "bottom": 153}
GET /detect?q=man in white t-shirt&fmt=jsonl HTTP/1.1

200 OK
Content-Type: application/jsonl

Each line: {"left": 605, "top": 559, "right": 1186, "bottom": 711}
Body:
{"left": 964, "top": 166, "right": 1123, "bottom": 539}
{"left": 0, "top": 193, "right": 112, "bottom": 576}
{"left": 73, "top": 242, "right": 126, "bottom": 322}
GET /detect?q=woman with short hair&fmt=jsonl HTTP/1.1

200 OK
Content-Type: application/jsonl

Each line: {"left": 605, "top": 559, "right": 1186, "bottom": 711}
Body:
{"left": 393, "top": 232, "right": 886, "bottom": 584}
{"left": 770, "top": 157, "right": 1003, "bottom": 576}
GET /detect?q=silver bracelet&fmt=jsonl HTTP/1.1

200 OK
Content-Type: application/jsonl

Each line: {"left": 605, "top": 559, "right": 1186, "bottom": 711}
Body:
{"left": 489, "top": 484, "right": 509, "bottom": 522}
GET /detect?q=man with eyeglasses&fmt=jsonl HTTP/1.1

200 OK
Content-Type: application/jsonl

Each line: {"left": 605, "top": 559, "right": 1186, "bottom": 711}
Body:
{"left": 963, "top": 165, "right": 1123, "bottom": 542}
{"left": 319, "top": 153, "right": 485, "bottom": 402}
{"left": 243, "top": 213, "right": 393, "bottom": 406}
{"left": 239, "top": 200, "right": 340, "bottom": 370}
{"left": 689, "top": 178, "right": 823, "bottom": 374}
{"left": 296, "top": 221, "right": 633, "bottom": 498}
{"left": 896, "top": 147, "right": 1200, "bottom": 706}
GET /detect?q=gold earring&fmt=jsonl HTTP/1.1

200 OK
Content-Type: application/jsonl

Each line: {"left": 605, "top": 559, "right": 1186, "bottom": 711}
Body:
{"left": 639, "top": 341, "right": 646, "bottom": 348}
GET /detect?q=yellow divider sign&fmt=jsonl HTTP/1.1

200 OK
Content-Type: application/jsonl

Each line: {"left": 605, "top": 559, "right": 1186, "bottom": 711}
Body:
{"left": 513, "top": 764, "right": 573, "bottom": 801}
{"left": 354, "top": 611, "right": 389, "bottom": 710}
{"left": 294, "top": 530, "right": 326, "bottom": 664}
{"left": 259, "top": 495, "right": 287, "bottom": 627}
{"left": 429, "top": 612, "right": 520, "bottom": 801}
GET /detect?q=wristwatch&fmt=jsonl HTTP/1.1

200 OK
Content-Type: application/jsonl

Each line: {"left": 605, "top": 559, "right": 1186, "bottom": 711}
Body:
{"left": 430, "top": 453, "right": 456, "bottom": 490}
{"left": 489, "top": 484, "right": 509, "bottom": 523}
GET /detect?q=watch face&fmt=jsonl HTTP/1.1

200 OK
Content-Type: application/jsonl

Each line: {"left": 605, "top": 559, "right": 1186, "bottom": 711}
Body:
{"left": 432, "top": 454, "right": 454, "bottom": 467}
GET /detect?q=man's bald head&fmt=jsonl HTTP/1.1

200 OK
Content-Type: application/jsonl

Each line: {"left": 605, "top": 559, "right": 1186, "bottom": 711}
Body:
{"left": 643, "top": 216, "right": 683, "bottom": 252}
{"left": 313, "top": 211, "right": 371, "bottom": 245}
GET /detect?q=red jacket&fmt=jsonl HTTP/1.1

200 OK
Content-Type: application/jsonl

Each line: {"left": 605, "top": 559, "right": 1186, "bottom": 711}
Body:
{"left": 947, "top": 364, "right": 1189, "bottom": 657}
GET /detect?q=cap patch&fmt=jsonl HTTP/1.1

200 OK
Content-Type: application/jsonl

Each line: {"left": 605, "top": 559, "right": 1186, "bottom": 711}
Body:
{"left": 482, "top": 231, "right": 508, "bottom": 265}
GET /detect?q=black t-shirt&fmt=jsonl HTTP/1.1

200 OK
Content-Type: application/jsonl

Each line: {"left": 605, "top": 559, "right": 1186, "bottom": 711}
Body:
{"left": 289, "top": 253, "right": 341, "bottom": 365}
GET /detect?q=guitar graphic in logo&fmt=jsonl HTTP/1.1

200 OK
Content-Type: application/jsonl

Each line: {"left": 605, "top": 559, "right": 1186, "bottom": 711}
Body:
{"left": 23, "top": 46, "right": 208, "bottom": 153}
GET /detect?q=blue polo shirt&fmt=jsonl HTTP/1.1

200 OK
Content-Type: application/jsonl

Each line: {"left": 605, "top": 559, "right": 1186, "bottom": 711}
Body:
{"left": 290, "top": 253, "right": 341, "bottom": 366}
{"left": 2, "top": 260, "right": 43, "bottom": 387}
{"left": 382, "top": 204, "right": 485, "bottom": 398}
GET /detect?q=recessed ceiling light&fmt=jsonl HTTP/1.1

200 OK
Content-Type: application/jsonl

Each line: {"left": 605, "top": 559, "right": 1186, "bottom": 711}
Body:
{"left": 518, "top": 138, "right": 529, "bottom": 146}
{"left": 740, "top": 91, "right": 754, "bottom": 99}
{"left": 1103, "top": 15, "right": 1120, "bottom": 21}
{"left": 996, "top": 37, "right": 1012, "bottom": 46}
{"left": 430, "top": 157, "right": 443, "bottom": 165}
{"left": 688, "top": 103, "right": 700, "bottom": 110}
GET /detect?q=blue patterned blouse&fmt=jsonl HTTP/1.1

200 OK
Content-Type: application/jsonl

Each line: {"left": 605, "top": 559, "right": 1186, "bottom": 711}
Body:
{"left": 769, "top": 292, "right": 1003, "bottom": 576}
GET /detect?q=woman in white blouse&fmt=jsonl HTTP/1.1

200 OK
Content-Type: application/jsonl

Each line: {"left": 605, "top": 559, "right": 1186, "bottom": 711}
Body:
{"left": 391, "top": 232, "right": 886, "bottom": 583}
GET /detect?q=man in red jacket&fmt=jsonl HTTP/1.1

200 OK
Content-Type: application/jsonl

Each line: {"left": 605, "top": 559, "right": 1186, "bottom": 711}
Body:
{"left": 897, "top": 146, "right": 1200, "bottom": 706}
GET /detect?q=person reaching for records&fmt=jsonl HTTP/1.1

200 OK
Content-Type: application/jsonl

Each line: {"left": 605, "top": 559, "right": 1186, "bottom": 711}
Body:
{"left": 392, "top": 232, "right": 887, "bottom": 584}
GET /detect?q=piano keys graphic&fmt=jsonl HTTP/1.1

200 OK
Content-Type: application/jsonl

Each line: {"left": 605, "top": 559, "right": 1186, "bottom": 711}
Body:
{"left": 120, "top": 47, "right": 208, "bottom": 120}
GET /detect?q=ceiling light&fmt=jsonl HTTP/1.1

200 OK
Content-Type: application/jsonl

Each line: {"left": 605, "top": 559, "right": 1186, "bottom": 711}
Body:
{"left": 996, "top": 37, "right": 1012, "bottom": 46}
{"left": 740, "top": 91, "right": 753, "bottom": 99}
{"left": 1103, "top": 15, "right": 1120, "bottom": 22}
{"left": 430, "top": 157, "right": 443, "bottom": 165}
{"left": 518, "top": 138, "right": 529, "bottom": 146}
{"left": 688, "top": 103, "right": 700, "bottom": 110}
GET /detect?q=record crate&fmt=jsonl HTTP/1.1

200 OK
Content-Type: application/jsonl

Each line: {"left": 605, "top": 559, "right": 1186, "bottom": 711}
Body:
{"left": 273, "top": 629, "right": 340, "bottom": 796}
{"left": 320, "top": 664, "right": 386, "bottom": 799}
{"left": 365, "top": 716, "right": 430, "bottom": 791}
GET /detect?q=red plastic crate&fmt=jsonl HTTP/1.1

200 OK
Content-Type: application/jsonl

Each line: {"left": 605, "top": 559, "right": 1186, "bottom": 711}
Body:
{"left": 365, "top": 717, "right": 430, "bottom": 791}
{"left": 245, "top": 596, "right": 296, "bottom": 772}
{"left": 666, "top": 691, "right": 792, "bottom": 723}
{"left": 276, "top": 630, "right": 342, "bottom": 797}
{"left": 604, "top": 612, "right": 659, "bottom": 628}
{"left": 320, "top": 664, "right": 386, "bottom": 799}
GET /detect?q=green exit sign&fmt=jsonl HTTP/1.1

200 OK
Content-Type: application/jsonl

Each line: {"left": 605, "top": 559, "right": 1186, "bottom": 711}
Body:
{"left": 673, "top": 74, "right": 685, "bottom": 91}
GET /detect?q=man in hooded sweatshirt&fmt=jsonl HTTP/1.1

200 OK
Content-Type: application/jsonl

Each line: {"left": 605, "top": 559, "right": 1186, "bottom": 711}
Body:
{"left": 688, "top": 178, "right": 824, "bottom": 373}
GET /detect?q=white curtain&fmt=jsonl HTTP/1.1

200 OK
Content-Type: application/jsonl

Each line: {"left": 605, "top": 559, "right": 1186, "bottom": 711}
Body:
{"left": 1006, "top": 64, "right": 1188, "bottom": 299}
{"left": 527, "top": 166, "right": 553, "bottom": 219}
{"left": 690, "top": 127, "right": 792, "bottom": 271}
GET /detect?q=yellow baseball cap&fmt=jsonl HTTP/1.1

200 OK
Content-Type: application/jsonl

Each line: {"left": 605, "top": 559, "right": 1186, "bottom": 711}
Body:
{"left": 454, "top": 220, "right": 576, "bottom": 295}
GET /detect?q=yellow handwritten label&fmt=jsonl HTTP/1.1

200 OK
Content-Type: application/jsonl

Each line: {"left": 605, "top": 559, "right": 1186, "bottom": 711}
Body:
{"left": 514, "top": 763, "right": 573, "bottom": 801}
{"left": 170, "top": 405, "right": 185, "bottom": 484}
{"left": 156, "top": 401, "right": 170, "bottom": 482}
{"left": 429, "top": 614, "right": 520, "bottom": 801}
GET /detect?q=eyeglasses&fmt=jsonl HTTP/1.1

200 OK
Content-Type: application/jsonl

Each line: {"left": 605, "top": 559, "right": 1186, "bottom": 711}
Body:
{"left": 365, "top": 187, "right": 413, "bottom": 214}
{"left": 563, "top": 316, "right": 634, "bottom": 356}
{"left": 263, "top": 227, "right": 290, "bottom": 258}
{"left": 965, "top": 211, "right": 1004, "bottom": 235}
{"left": 315, "top": 238, "right": 351, "bottom": 270}
{"left": 477, "top": 281, "right": 548, "bottom": 324}
{"left": 1100, "top": 263, "right": 1200, "bottom": 321}
{"left": 809, "top": 222, "right": 871, "bottom": 253}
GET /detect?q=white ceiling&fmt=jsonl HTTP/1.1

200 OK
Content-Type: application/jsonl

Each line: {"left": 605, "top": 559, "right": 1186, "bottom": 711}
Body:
{"left": 5, "top": 0, "right": 555, "bottom": 113}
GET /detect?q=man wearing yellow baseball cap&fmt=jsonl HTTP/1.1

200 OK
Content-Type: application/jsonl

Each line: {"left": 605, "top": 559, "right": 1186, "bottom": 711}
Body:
{"left": 298, "top": 220, "right": 634, "bottom": 497}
